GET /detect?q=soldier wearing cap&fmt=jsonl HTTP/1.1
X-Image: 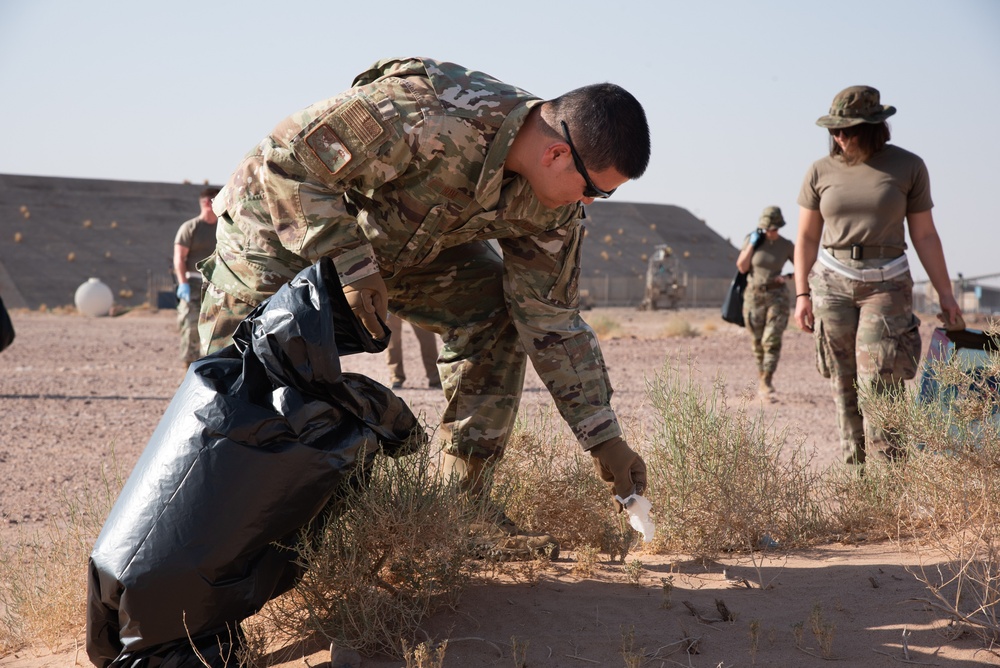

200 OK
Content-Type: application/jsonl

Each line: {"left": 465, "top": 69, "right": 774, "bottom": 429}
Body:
{"left": 736, "top": 205, "right": 794, "bottom": 400}
{"left": 197, "top": 57, "right": 651, "bottom": 554}
{"left": 793, "top": 85, "right": 962, "bottom": 466}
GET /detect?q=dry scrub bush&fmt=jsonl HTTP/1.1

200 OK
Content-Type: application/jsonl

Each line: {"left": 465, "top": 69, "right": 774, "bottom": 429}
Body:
{"left": 491, "top": 413, "right": 635, "bottom": 561}
{"left": 0, "top": 462, "right": 122, "bottom": 654}
{"left": 659, "top": 316, "right": 698, "bottom": 339}
{"left": 643, "top": 361, "right": 829, "bottom": 557}
{"left": 857, "top": 330, "right": 1000, "bottom": 645}
{"left": 587, "top": 315, "right": 624, "bottom": 340}
{"left": 822, "top": 463, "right": 906, "bottom": 542}
{"left": 261, "top": 446, "right": 474, "bottom": 658}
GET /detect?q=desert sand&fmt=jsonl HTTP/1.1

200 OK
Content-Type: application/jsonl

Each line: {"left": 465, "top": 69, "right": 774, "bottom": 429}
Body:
{"left": 1, "top": 307, "right": 996, "bottom": 667}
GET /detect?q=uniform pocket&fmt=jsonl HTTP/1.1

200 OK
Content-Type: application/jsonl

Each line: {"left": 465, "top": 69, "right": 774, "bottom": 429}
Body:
{"left": 892, "top": 314, "right": 922, "bottom": 380}
{"left": 815, "top": 319, "right": 833, "bottom": 379}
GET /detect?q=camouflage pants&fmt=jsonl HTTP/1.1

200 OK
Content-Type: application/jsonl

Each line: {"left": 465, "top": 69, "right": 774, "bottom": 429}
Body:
{"left": 386, "top": 312, "right": 441, "bottom": 386}
{"left": 200, "top": 242, "right": 526, "bottom": 463}
{"left": 810, "top": 262, "right": 922, "bottom": 465}
{"left": 742, "top": 286, "right": 790, "bottom": 375}
{"left": 176, "top": 282, "right": 202, "bottom": 365}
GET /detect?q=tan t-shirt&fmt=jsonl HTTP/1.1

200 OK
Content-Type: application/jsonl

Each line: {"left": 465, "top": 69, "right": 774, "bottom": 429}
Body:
{"left": 741, "top": 235, "right": 794, "bottom": 287}
{"left": 797, "top": 144, "right": 933, "bottom": 250}
{"left": 174, "top": 217, "right": 217, "bottom": 275}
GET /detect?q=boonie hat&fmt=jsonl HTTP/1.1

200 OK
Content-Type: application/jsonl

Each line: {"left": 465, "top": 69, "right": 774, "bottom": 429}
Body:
{"left": 816, "top": 85, "right": 896, "bottom": 129}
{"left": 759, "top": 206, "right": 785, "bottom": 230}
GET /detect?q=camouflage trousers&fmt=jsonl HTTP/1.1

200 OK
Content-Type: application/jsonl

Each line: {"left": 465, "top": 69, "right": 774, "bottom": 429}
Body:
{"left": 176, "top": 283, "right": 203, "bottom": 365}
{"left": 810, "top": 261, "right": 922, "bottom": 465}
{"left": 385, "top": 312, "right": 441, "bottom": 386}
{"left": 200, "top": 242, "right": 527, "bottom": 463}
{"left": 741, "top": 286, "right": 790, "bottom": 375}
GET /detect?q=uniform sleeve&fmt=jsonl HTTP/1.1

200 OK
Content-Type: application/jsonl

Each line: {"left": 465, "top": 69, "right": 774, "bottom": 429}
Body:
{"left": 906, "top": 155, "right": 933, "bottom": 213}
{"left": 797, "top": 162, "right": 821, "bottom": 210}
{"left": 215, "top": 83, "right": 416, "bottom": 285}
{"left": 500, "top": 222, "right": 621, "bottom": 449}
{"left": 173, "top": 220, "right": 194, "bottom": 248}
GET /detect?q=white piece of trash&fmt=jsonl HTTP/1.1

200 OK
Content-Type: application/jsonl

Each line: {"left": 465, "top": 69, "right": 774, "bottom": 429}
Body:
{"left": 615, "top": 493, "right": 655, "bottom": 543}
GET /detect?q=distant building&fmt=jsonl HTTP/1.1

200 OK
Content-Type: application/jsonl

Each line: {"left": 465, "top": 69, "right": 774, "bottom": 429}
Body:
{"left": 579, "top": 201, "right": 739, "bottom": 307}
{"left": 0, "top": 174, "right": 741, "bottom": 310}
{"left": 918, "top": 275, "right": 1000, "bottom": 316}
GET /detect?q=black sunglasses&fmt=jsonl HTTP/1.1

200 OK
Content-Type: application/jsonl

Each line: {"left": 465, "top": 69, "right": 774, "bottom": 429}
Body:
{"left": 560, "top": 121, "right": 616, "bottom": 199}
{"left": 828, "top": 126, "right": 860, "bottom": 138}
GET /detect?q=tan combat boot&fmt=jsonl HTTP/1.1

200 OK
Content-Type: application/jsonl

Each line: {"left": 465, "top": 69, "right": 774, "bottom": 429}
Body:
{"left": 442, "top": 453, "right": 560, "bottom": 560}
{"left": 758, "top": 371, "right": 776, "bottom": 402}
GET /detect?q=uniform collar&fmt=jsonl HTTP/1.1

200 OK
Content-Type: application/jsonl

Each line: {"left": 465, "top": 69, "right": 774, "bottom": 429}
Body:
{"left": 474, "top": 98, "right": 543, "bottom": 210}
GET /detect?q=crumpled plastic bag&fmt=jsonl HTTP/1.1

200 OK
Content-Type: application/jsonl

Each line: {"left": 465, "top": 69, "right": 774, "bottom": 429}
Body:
{"left": 86, "top": 257, "right": 423, "bottom": 667}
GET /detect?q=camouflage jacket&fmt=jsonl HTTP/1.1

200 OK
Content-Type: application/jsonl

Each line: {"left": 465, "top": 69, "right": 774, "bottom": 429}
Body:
{"left": 201, "top": 57, "right": 619, "bottom": 447}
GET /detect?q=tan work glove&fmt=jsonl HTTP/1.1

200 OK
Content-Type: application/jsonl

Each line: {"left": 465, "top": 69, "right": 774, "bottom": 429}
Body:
{"left": 591, "top": 436, "right": 647, "bottom": 506}
{"left": 342, "top": 272, "right": 388, "bottom": 339}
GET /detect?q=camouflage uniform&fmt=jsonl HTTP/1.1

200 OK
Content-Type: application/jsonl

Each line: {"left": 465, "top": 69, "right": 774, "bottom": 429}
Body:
{"left": 198, "top": 58, "right": 620, "bottom": 462}
{"left": 809, "top": 261, "right": 921, "bottom": 464}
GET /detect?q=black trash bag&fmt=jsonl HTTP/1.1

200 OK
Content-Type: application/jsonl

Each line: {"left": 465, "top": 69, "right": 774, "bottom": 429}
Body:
{"left": 721, "top": 271, "right": 748, "bottom": 327}
{"left": 0, "top": 295, "right": 14, "bottom": 352}
{"left": 86, "top": 257, "right": 422, "bottom": 667}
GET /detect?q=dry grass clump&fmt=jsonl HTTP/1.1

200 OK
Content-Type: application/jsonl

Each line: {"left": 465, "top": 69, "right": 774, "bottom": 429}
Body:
{"left": 659, "top": 316, "right": 699, "bottom": 338}
{"left": 855, "top": 327, "right": 1000, "bottom": 644}
{"left": 587, "top": 315, "right": 624, "bottom": 340}
{"left": 0, "top": 465, "right": 121, "bottom": 654}
{"left": 261, "top": 446, "right": 475, "bottom": 658}
{"left": 491, "top": 413, "right": 636, "bottom": 562}
{"left": 643, "top": 360, "right": 829, "bottom": 557}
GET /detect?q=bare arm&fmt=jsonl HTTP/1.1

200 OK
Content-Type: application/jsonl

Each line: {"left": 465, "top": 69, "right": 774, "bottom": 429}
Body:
{"left": 173, "top": 244, "right": 189, "bottom": 286}
{"left": 907, "top": 210, "right": 962, "bottom": 326}
{"left": 735, "top": 242, "right": 753, "bottom": 274}
{"left": 793, "top": 208, "right": 823, "bottom": 332}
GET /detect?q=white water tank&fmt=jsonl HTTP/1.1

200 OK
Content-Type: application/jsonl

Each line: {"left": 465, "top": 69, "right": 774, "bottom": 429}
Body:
{"left": 75, "top": 277, "right": 114, "bottom": 317}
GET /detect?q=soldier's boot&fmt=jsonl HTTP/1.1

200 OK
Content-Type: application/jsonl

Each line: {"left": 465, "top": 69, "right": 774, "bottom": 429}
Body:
{"left": 758, "top": 371, "right": 776, "bottom": 401}
{"left": 442, "top": 454, "right": 559, "bottom": 561}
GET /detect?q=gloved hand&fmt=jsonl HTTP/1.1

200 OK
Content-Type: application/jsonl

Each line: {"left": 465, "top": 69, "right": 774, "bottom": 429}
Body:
{"left": 591, "top": 436, "right": 647, "bottom": 507}
{"left": 749, "top": 229, "right": 765, "bottom": 250}
{"left": 343, "top": 272, "right": 388, "bottom": 338}
{"left": 176, "top": 283, "right": 191, "bottom": 302}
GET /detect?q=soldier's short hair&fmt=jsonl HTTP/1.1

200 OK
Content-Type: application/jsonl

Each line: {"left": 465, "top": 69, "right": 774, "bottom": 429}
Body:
{"left": 548, "top": 84, "right": 650, "bottom": 179}
{"left": 200, "top": 187, "right": 221, "bottom": 200}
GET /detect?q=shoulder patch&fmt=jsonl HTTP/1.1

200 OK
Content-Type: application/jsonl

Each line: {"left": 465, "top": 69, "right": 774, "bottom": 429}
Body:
{"left": 305, "top": 125, "right": 353, "bottom": 175}
{"left": 340, "top": 98, "right": 384, "bottom": 145}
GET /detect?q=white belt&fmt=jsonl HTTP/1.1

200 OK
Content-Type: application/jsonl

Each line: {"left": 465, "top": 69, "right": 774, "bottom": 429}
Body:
{"left": 818, "top": 248, "right": 909, "bottom": 282}
{"left": 185, "top": 271, "right": 203, "bottom": 281}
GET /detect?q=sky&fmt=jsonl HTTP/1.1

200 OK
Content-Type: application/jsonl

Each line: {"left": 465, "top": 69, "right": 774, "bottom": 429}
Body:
{"left": 1, "top": 0, "right": 997, "bottom": 284}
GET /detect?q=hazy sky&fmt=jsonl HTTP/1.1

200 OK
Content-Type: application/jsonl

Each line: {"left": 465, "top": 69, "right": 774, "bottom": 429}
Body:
{"left": 1, "top": 0, "right": 997, "bottom": 283}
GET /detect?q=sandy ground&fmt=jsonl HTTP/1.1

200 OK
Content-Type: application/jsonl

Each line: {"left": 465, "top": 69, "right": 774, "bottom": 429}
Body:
{"left": 1, "top": 307, "right": 996, "bottom": 666}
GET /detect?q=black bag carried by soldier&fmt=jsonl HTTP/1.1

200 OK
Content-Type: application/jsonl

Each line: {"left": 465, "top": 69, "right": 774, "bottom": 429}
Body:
{"left": 0, "top": 295, "right": 14, "bottom": 352}
{"left": 721, "top": 271, "right": 748, "bottom": 327}
{"left": 86, "top": 257, "right": 422, "bottom": 668}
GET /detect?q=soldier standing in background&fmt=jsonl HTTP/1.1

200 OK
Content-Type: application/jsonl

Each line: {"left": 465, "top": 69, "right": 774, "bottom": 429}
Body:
{"left": 198, "top": 57, "right": 651, "bottom": 553}
{"left": 736, "top": 206, "right": 794, "bottom": 401}
{"left": 173, "top": 187, "right": 220, "bottom": 367}
{"left": 385, "top": 312, "right": 441, "bottom": 390}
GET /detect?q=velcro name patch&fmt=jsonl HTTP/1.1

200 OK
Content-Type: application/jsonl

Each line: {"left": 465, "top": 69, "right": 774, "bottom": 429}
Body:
{"left": 305, "top": 125, "right": 353, "bottom": 175}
